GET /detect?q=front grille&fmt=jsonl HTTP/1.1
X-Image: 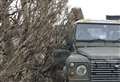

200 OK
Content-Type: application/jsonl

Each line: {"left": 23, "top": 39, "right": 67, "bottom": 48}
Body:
{"left": 91, "top": 59, "right": 120, "bottom": 82}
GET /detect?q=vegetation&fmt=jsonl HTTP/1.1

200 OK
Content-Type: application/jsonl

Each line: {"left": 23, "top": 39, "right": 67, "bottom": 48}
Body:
{"left": 0, "top": 0, "right": 83, "bottom": 82}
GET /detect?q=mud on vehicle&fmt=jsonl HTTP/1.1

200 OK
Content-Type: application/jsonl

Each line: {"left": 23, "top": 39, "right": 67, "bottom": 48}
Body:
{"left": 54, "top": 20, "right": 120, "bottom": 82}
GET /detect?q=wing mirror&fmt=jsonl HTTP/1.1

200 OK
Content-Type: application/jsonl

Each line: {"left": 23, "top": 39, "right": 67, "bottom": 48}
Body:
{"left": 53, "top": 49, "right": 70, "bottom": 65}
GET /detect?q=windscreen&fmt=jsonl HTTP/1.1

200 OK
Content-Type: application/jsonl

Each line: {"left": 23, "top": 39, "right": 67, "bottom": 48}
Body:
{"left": 76, "top": 24, "right": 120, "bottom": 41}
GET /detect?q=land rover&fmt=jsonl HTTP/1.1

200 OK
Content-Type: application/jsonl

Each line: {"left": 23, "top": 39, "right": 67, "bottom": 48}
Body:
{"left": 54, "top": 20, "right": 120, "bottom": 82}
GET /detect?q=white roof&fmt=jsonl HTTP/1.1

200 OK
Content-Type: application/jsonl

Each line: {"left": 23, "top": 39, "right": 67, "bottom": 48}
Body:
{"left": 75, "top": 20, "right": 120, "bottom": 24}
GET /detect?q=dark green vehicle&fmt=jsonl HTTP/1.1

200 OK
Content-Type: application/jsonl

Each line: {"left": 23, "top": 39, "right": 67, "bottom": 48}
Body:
{"left": 54, "top": 20, "right": 120, "bottom": 82}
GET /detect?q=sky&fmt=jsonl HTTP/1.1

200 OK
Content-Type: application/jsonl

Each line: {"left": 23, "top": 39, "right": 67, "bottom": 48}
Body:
{"left": 68, "top": 0, "right": 120, "bottom": 20}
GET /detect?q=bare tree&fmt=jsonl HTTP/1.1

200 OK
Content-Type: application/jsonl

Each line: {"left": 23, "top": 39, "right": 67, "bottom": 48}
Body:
{"left": 0, "top": 0, "right": 68, "bottom": 82}
{"left": 0, "top": 0, "right": 85, "bottom": 81}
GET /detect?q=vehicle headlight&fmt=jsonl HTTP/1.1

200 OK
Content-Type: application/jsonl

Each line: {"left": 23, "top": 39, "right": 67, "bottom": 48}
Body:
{"left": 76, "top": 65, "right": 87, "bottom": 76}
